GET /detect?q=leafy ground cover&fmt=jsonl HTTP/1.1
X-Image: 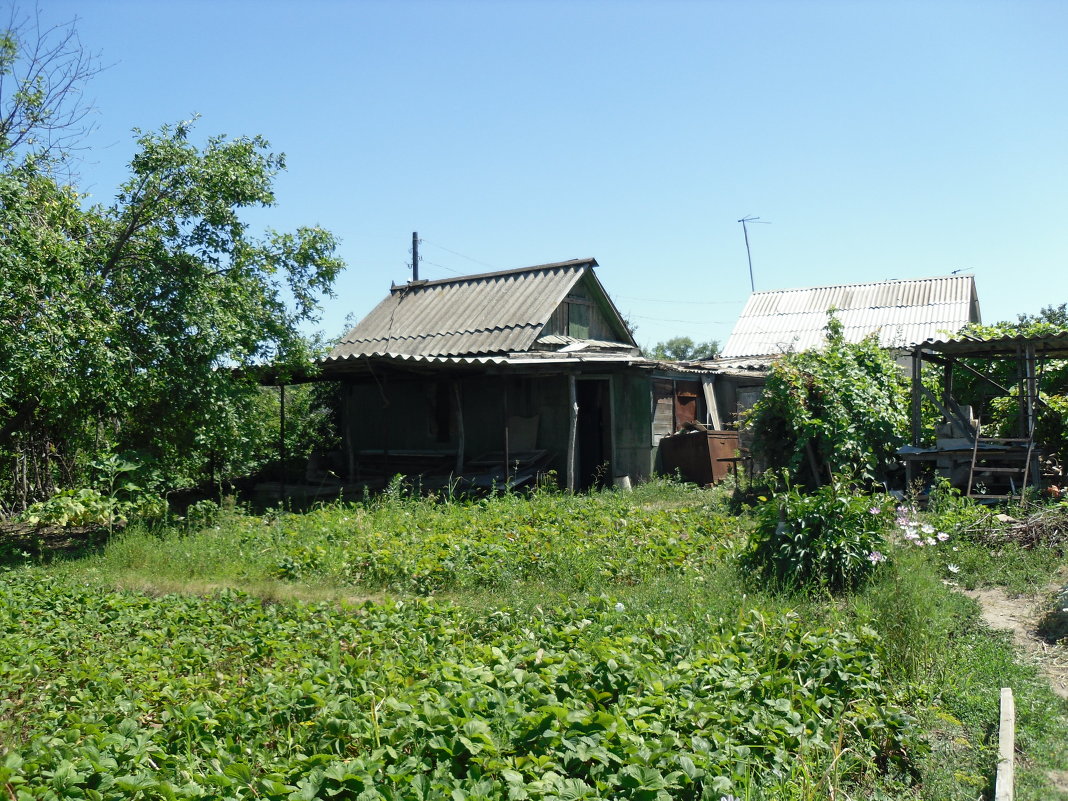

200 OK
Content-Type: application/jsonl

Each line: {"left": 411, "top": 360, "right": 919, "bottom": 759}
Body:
{"left": 46, "top": 481, "right": 740, "bottom": 597}
{"left": 2, "top": 481, "right": 1067, "bottom": 799}
{"left": 0, "top": 573, "right": 920, "bottom": 800}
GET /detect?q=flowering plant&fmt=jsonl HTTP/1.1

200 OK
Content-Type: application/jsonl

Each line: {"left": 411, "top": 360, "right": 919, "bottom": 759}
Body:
{"left": 743, "top": 480, "right": 894, "bottom": 593}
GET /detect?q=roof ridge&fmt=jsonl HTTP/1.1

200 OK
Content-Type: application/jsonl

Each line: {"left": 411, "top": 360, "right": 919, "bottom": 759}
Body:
{"left": 389, "top": 258, "right": 596, "bottom": 292}
{"left": 749, "top": 274, "right": 972, "bottom": 296}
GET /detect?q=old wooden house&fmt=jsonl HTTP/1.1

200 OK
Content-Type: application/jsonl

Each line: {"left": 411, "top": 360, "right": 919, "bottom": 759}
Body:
{"left": 316, "top": 259, "right": 719, "bottom": 492}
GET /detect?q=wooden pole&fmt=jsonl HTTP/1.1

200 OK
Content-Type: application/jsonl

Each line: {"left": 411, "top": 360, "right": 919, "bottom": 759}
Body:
{"left": 907, "top": 346, "right": 923, "bottom": 490}
{"left": 1024, "top": 343, "right": 1038, "bottom": 435}
{"left": 995, "top": 687, "right": 1015, "bottom": 801}
{"left": 503, "top": 376, "right": 511, "bottom": 489}
{"left": 911, "top": 346, "right": 923, "bottom": 447}
{"left": 453, "top": 381, "right": 465, "bottom": 475}
{"left": 343, "top": 383, "right": 355, "bottom": 481}
{"left": 567, "top": 374, "right": 578, "bottom": 492}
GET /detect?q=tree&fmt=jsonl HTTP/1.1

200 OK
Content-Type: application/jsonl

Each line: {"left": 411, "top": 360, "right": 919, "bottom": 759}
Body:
{"left": 745, "top": 315, "right": 909, "bottom": 488}
{"left": 648, "top": 336, "right": 720, "bottom": 361}
{"left": 0, "top": 5, "right": 101, "bottom": 165}
{"left": 0, "top": 119, "right": 344, "bottom": 508}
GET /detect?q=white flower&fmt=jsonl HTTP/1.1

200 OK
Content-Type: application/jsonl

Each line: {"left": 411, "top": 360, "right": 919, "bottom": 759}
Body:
{"left": 947, "top": 564, "right": 960, "bottom": 574}
{"left": 921, "top": 523, "right": 935, "bottom": 535}
{"left": 614, "top": 602, "right": 625, "bottom": 612}
{"left": 937, "top": 532, "right": 950, "bottom": 542}
{"left": 925, "top": 537, "right": 937, "bottom": 546}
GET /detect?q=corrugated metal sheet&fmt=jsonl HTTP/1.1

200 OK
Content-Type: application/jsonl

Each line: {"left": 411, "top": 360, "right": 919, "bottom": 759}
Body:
{"left": 920, "top": 331, "right": 1068, "bottom": 358}
{"left": 327, "top": 260, "right": 594, "bottom": 360}
{"left": 721, "top": 275, "right": 978, "bottom": 358}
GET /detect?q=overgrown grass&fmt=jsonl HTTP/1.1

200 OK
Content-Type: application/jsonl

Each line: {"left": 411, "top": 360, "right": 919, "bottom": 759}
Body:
{"left": 50, "top": 479, "right": 743, "bottom": 598}
{"left": 2, "top": 480, "right": 1066, "bottom": 799}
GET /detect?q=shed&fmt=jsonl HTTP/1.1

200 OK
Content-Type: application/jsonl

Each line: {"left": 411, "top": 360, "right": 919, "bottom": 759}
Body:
{"left": 316, "top": 259, "right": 722, "bottom": 492}
{"left": 708, "top": 275, "right": 982, "bottom": 427}
{"left": 721, "top": 274, "right": 980, "bottom": 359}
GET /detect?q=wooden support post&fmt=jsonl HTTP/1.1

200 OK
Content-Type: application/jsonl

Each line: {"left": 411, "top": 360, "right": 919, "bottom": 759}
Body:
{"left": 943, "top": 361, "right": 954, "bottom": 412}
{"left": 1016, "top": 343, "right": 1026, "bottom": 437}
{"left": 503, "top": 376, "right": 511, "bottom": 489}
{"left": 1024, "top": 343, "right": 1038, "bottom": 436}
{"left": 908, "top": 347, "right": 923, "bottom": 490}
{"left": 453, "top": 381, "right": 465, "bottom": 475}
{"left": 342, "top": 383, "right": 356, "bottom": 481}
{"left": 911, "top": 346, "right": 923, "bottom": 447}
{"left": 995, "top": 687, "right": 1015, "bottom": 801}
{"left": 567, "top": 374, "right": 578, "bottom": 492}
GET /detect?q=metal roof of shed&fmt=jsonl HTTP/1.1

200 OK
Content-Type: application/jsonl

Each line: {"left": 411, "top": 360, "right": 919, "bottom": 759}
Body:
{"left": 327, "top": 258, "right": 636, "bottom": 361}
{"left": 917, "top": 331, "right": 1068, "bottom": 359}
{"left": 721, "top": 275, "right": 979, "bottom": 358}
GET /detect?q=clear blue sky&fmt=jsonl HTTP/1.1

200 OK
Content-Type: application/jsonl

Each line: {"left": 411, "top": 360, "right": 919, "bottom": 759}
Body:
{"left": 28, "top": 0, "right": 1068, "bottom": 350}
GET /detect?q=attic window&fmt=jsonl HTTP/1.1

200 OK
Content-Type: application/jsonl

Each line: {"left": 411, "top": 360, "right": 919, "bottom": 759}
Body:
{"left": 567, "top": 298, "right": 591, "bottom": 339}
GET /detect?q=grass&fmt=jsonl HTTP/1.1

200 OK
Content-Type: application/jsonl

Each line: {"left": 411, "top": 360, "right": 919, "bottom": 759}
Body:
{"left": 2, "top": 480, "right": 1067, "bottom": 799}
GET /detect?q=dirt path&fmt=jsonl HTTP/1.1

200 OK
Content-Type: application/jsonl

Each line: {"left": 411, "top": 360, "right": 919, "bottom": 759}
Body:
{"left": 964, "top": 579, "right": 1068, "bottom": 795}
{"left": 964, "top": 583, "right": 1068, "bottom": 699}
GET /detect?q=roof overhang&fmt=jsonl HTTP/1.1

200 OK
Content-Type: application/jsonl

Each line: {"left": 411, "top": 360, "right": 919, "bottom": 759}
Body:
{"left": 914, "top": 332, "right": 1068, "bottom": 360}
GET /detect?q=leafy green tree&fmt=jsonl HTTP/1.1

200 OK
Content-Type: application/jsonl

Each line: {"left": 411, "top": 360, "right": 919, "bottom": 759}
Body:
{"left": 0, "top": 119, "right": 344, "bottom": 508}
{"left": 745, "top": 315, "right": 909, "bottom": 487}
{"left": 648, "top": 336, "right": 720, "bottom": 361}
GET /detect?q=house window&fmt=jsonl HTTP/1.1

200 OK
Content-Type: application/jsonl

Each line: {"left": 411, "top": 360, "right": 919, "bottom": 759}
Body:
{"left": 567, "top": 300, "right": 591, "bottom": 338}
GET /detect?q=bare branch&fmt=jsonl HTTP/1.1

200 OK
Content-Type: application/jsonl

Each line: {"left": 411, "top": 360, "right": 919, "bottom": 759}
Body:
{"left": 0, "top": 3, "right": 104, "bottom": 165}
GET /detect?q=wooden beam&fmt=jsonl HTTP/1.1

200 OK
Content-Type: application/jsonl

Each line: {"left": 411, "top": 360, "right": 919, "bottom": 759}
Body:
{"left": 1024, "top": 343, "right": 1038, "bottom": 436}
{"left": 503, "top": 375, "right": 511, "bottom": 488}
{"left": 995, "top": 687, "right": 1015, "bottom": 801}
{"left": 911, "top": 346, "right": 923, "bottom": 447}
{"left": 453, "top": 381, "right": 465, "bottom": 475}
{"left": 567, "top": 373, "right": 578, "bottom": 492}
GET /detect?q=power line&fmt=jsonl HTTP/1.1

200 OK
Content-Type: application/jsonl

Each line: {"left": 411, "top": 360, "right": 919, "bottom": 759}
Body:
{"left": 421, "top": 259, "right": 463, "bottom": 276}
{"left": 629, "top": 313, "right": 734, "bottom": 324}
{"left": 617, "top": 294, "right": 745, "bottom": 305}
{"left": 419, "top": 238, "right": 499, "bottom": 271}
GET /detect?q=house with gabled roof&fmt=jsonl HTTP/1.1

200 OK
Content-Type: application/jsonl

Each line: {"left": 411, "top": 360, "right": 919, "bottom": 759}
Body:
{"left": 721, "top": 274, "right": 980, "bottom": 360}
{"left": 710, "top": 275, "right": 982, "bottom": 427}
{"left": 317, "top": 259, "right": 720, "bottom": 491}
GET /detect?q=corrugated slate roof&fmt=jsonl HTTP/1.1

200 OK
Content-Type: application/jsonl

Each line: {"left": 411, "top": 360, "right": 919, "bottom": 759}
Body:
{"left": 327, "top": 259, "right": 608, "bottom": 360}
{"left": 721, "top": 275, "right": 979, "bottom": 358}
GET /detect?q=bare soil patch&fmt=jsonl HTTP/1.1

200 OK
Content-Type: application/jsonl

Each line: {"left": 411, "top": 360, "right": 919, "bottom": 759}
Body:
{"left": 963, "top": 578, "right": 1068, "bottom": 701}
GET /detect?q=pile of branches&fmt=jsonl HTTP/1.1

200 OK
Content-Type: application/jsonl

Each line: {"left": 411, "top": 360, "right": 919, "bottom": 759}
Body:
{"left": 975, "top": 503, "right": 1068, "bottom": 549}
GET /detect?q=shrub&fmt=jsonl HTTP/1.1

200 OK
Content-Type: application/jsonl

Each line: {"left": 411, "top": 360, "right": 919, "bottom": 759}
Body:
{"left": 745, "top": 314, "right": 909, "bottom": 488}
{"left": 743, "top": 481, "right": 892, "bottom": 593}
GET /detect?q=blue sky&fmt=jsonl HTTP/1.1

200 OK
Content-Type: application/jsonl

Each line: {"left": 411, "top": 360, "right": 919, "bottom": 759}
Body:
{"left": 29, "top": 0, "right": 1068, "bottom": 349}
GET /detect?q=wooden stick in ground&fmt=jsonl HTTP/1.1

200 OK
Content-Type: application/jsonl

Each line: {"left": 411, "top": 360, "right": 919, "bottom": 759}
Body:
{"left": 995, "top": 686, "right": 1015, "bottom": 801}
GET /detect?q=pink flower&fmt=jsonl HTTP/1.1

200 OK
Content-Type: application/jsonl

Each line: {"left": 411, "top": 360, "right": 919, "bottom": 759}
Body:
{"left": 937, "top": 532, "right": 950, "bottom": 542}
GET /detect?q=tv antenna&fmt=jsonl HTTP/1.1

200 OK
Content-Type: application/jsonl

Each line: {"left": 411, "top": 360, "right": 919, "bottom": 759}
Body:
{"left": 738, "top": 215, "right": 770, "bottom": 292}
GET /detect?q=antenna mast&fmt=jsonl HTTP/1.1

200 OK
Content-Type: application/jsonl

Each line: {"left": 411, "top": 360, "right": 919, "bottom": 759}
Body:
{"left": 737, "top": 215, "right": 770, "bottom": 292}
{"left": 411, "top": 231, "right": 420, "bottom": 281}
